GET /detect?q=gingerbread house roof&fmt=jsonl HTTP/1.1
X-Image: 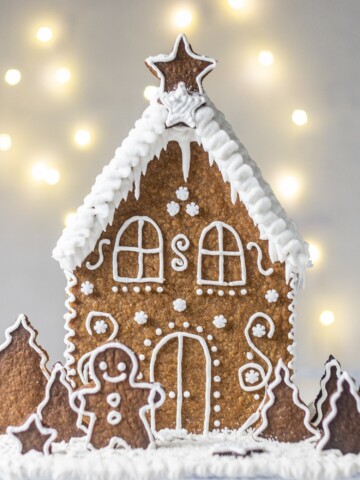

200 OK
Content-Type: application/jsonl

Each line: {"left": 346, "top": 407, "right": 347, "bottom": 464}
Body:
{"left": 53, "top": 35, "right": 310, "bottom": 287}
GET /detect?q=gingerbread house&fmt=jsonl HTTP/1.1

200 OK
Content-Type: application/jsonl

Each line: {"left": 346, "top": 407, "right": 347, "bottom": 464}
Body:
{"left": 53, "top": 34, "right": 309, "bottom": 434}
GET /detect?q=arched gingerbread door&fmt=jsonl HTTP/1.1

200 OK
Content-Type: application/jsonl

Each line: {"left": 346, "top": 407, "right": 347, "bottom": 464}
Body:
{"left": 149, "top": 332, "right": 211, "bottom": 434}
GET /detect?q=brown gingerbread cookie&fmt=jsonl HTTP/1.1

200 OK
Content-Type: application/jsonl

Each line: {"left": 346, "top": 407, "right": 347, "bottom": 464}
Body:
{"left": 0, "top": 314, "right": 49, "bottom": 433}
{"left": 317, "top": 372, "right": 360, "bottom": 454}
{"left": 7, "top": 413, "right": 57, "bottom": 455}
{"left": 37, "top": 363, "right": 83, "bottom": 442}
{"left": 254, "top": 359, "right": 319, "bottom": 443}
{"left": 312, "top": 355, "right": 342, "bottom": 428}
{"left": 71, "top": 342, "right": 165, "bottom": 449}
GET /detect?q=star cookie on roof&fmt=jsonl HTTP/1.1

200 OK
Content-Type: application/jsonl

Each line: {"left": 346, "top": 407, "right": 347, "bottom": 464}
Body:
{"left": 7, "top": 413, "right": 57, "bottom": 455}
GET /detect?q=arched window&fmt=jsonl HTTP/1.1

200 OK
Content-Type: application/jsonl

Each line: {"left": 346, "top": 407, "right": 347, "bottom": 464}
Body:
{"left": 197, "top": 221, "right": 246, "bottom": 286}
{"left": 113, "top": 216, "right": 164, "bottom": 283}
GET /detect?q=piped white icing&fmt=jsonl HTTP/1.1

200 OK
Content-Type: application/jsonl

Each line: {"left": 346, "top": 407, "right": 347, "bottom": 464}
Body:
{"left": 171, "top": 234, "right": 190, "bottom": 272}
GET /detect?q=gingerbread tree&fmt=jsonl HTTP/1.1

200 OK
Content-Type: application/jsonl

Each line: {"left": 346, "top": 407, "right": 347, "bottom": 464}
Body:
{"left": 312, "top": 355, "right": 341, "bottom": 428}
{"left": 37, "top": 363, "right": 83, "bottom": 442}
{"left": 0, "top": 314, "right": 49, "bottom": 433}
{"left": 254, "top": 359, "right": 319, "bottom": 443}
{"left": 317, "top": 372, "right": 360, "bottom": 454}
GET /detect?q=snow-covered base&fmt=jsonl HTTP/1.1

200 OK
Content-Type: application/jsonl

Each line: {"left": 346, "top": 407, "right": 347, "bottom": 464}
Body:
{"left": 1, "top": 430, "right": 360, "bottom": 480}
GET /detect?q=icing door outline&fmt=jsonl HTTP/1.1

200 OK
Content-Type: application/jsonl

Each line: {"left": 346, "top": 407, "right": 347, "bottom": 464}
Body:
{"left": 149, "top": 332, "right": 211, "bottom": 434}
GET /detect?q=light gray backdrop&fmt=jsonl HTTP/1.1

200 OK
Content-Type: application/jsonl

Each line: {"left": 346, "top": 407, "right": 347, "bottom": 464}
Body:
{"left": 0, "top": 0, "right": 359, "bottom": 401}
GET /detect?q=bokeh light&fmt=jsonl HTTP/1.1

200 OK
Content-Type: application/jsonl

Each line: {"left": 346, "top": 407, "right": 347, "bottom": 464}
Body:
{"left": 55, "top": 67, "right": 71, "bottom": 84}
{"left": 172, "top": 8, "right": 193, "bottom": 29}
{"left": 309, "top": 243, "right": 321, "bottom": 266}
{"left": 292, "top": 109, "right": 308, "bottom": 126}
{"left": 64, "top": 211, "right": 77, "bottom": 227}
{"left": 36, "top": 26, "right": 53, "bottom": 43}
{"left": 43, "top": 168, "right": 60, "bottom": 185}
{"left": 319, "top": 310, "right": 335, "bottom": 326}
{"left": 0, "top": 134, "right": 12, "bottom": 152}
{"left": 4, "top": 69, "right": 21, "bottom": 86}
{"left": 275, "top": 174, "right": 301, "bottom": 202}
{"left": 228, "top": 0, "right": 246, "bottom": 9}
{"left": 74, "top": 129, "right": 91, "bottom": 147}
{"left": 258, "top": 51, "right": 274, "bottom": 67}
{"left": 143, "top": 85, "right": 158, "bottom": 101}
{"left": 31, "top": 162, "right": 60, "bottom": 185}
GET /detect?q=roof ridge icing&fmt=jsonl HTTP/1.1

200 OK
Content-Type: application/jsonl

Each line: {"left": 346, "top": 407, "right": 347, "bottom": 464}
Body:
{"left": 53, "top": 99, "right": 309, "bottom": 287}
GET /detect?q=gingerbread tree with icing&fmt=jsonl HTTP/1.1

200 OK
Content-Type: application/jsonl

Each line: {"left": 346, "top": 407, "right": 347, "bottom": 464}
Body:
{"left": 0, "top": 314, "right": 49, "bottom": 433}
{"left": 254, "top": 360, "right": 319, "bottom": 442}
{"left": 317, "top": 372, "right": 360, "bottom": 454}
{"left": 312, "top": 355, "right": 342, "bottom": 428}
{"left": 53, "top": 34, "right": 309, "bottom": 433}
{"left": 37, "top": 363, "right": 83, "bottom": 442}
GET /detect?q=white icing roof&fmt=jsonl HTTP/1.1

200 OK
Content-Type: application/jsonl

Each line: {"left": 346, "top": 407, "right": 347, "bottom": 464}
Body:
{"left": 53, "top": 99, "right": 310, "bottom": 286}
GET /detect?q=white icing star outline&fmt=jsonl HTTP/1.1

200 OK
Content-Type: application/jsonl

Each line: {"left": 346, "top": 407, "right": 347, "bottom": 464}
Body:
{"left": 145, "top": 33, "right": 217, "bottom": 95}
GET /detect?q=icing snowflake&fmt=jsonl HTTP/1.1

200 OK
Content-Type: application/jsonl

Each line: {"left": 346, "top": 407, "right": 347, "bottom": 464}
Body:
{"left": 81, "top": 281, "right": 94, "bottom": 296}
{"left": 173, "top": 298, "right": 187, "bottom": 312}
{"left": 213, "top": 315, "right": 227, "bottom": 329}
{"left": 167, "top": 201, "right": 180, "bottom": 217}
{"left": 134, "top": 311, "right": 148, "bottom": 325}
{"left": 161, "top": 82, "right": 206, "bottom": 128}
{"left": 252, "top": 324, "right": 266, "bottom": 338}
{"left": 265, "top": 289, "right": 279, "bottom": 303}
{"left": 94, "top": 320, "right": 108, "bottom": 335}
{"left": 176, "top": 186, "right": 189, "bottom": 201}
{"left": 245, "top": 369, "right": 260, "bottom": 385}
{"left": 186, "top": 202, "right": 199, "bottom": 217}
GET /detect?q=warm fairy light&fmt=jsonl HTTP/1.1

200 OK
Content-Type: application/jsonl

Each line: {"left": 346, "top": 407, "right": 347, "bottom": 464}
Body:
{"left": 172, "top": 8, "right": 193, "bottom": 28}
{"left": 43, "top": 168, "right": 60, "bottom": 185}
{"left": 258, "top": 51, "right": 274, "bottom": 67}
{"left": 32, "top": 163, "right": 48, "bottom": 182}
{"left": 292, "top": 109, "right": 308, "bottom": 126}
{"left": 319, "top": 310, "right": 335, "bottom": 327}
{"left": 0, "top": 134, "right": 12, "bottom": 151}
{"left": 36, "top": 26, "right": 53, "bottom": 43}
{"left": 309, "top": 243, "right": 321, "bottom": 266}
{"left": 143, "top": 85, "right": 158, "bottom": 101}
{"left": 65, "top": 211, "right": 77, "bottom": 227}
{"left": 228, "top": 0, "right": 246, "bottom": 9}
{"left": 276, "top": 174, "right": 301, "bottom": 201}
{"left": 74, "top": 129, "right": 91, "bottom": 147}
{"left": 4, "top": 69, "right": 21, "bottom": 86}
{"left": 55, "top": 67, "right": 71, "bottom": 84}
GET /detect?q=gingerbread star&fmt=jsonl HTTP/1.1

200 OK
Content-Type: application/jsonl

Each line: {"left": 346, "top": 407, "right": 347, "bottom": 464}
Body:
{"left": 146, "top": 33, "right": 216, "bottom": 94}
{"left": 7, "top": 413, "right": 57, "bottom": 455}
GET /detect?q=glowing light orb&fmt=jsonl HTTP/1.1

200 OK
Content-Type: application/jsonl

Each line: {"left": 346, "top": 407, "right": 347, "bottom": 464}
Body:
{"left": 173, "top": 8, "right": 193, "bottom": 28}
{"left": 43, "top": 168, "right": 60, "bottom": 185}
{"left": 4, "top": 69, "right": 21, "bottom": 86}
{"left": 0, "top": 134, "right": 12, "bottom": 151}
{"left": 65, "top": 211, "right": 77, "bottom": 227}
{"left": 36, "top": 26, "right": 53, "bottom": 43}
{"left": 228, "top": 0, "right": 246, "bottom": 9}
{"left": 258, "top": 51, "right": 274, "bottom": 67}
{"left": 55, "top": 67, "right": 71, "bottom": 84}
{"left": 309, "top": 243, "right": 321, "bottom": 265}
{"left": 143, "top": 85, "right": 158, "bottom": 101}
{"left": 74, "top": 129, "right": 91, "bottom": 147}
{"left": 319, "top": 310, "right": 335, "bottom": 327}
{"left": 276, "top": 174, "right": 301, "bottom": 201}
{"left": 292, "top": 109, "right": 308, "bottom": 126}
{"left": 32, "top": 163, "right": 48, "bottom": 182}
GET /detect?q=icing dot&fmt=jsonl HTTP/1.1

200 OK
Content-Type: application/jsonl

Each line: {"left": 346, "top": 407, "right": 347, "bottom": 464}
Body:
{"left": 213, "top": 359, "right": 220, "bottom": 367}
{"left": 241, "top": 289, "right": 247, "bottom": 295}
{"left": 214, "top": 405, "right": 221, "bottom": 412}
{"left": 246, "top": 352, "right": 254, "bottom": 360}
{"left": 137, "top": 372, "right": 143, "bottom": 380}
{"left": 112, "top": 286, "right": 118, "bottom": 293}
{"left": 196, "top": 289, "right": 203, "bottom": 296}
{"left": 211, "top": 346, "right": 218, "bottom": 352}
{"left": 183, "top": 391, "right": 190, "bottom": 398}
{"left": 207, "top": 289, "right": 214, "bottom": 295}
{"left": 144, "top": 339, "right": 152, "bottom": 347}
{"left": 169, "top": 391, "right": 176, "bottom": 399}
{"left": 169, "top": 322, "right": 175, "bottom": 329}
{"left": 214, "top": 420, "right": 220, "bottom": 428}
{"left": 122, "top": 286, "right": 128, "bottom": 293}
{"left": 157, "top": 287, "right": 164, "bottom": 293}
{"left": 218, "top": 290, "right": 224, "bottom": 296}
{"left": 183, "top": 322, "right": 190, "bottom": 329}
{"left": 196, "top": 326, "right": 203, "bottom": 333}
{"left": 229, "top": 290, "right": 235, "bottom": 296}
{"left": 139, "top": 354, "right": 145, "bottom": 361}
{"left": 99, "top": 361, "right": 107, "bottom": 371}
{"left": 214, "top": 376, "right": 221, "bottom": 383}
{"left": 156, "top": 328, "right": 162, "bottom": 336}
{"left": 133, "top": 286, "right": 140, "bottom": 293}
{"left": 214, "top": 391, "right": 221, "bottom": 399}
{"left": 117, "top": 362, "right": 126, "bottom": 372}
{"left": 145, "top": 286, "right": 152, "bottom": 292}
{"left": 207, "top": 335, "right": 213, "bottom": 341}
{"left": 254, "top": 394, "right": 260, "bottom": 400}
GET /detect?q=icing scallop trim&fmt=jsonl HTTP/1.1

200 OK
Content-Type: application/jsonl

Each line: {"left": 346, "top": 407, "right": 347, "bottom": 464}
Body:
{"left": 52, "top": 99, "right": 309, "bottom": 286}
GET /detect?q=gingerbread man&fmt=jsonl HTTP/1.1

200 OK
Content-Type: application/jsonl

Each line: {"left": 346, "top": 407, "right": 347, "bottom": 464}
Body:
{"left": 71, "top": 342, "right": 165, "bottom": 449}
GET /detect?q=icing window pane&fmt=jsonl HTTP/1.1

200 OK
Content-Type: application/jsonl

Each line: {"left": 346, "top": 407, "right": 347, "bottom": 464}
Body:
{"left": 113, "top": 216, "right": 164, "bottom": 283}
{"left": 197, "top": 221, "right": 246, "bottom": 286}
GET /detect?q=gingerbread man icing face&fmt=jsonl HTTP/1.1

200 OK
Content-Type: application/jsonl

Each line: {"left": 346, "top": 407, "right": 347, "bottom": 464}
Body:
{"left": 92, "top": 347, "right": 135, "bottom": 386}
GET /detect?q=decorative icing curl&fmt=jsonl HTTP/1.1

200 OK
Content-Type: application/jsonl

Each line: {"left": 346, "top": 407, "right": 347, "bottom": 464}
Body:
{"left": 86, "top": 239, "right": 110, "bottom": 270}
{"left": 85, "top": 312, "right": 118, "bottom": 342}
{"left": 246, "top": 242, "right": 274, "bottom": 277}
{"left": 171, "top": 234, "right": 190, "bottom": 272}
